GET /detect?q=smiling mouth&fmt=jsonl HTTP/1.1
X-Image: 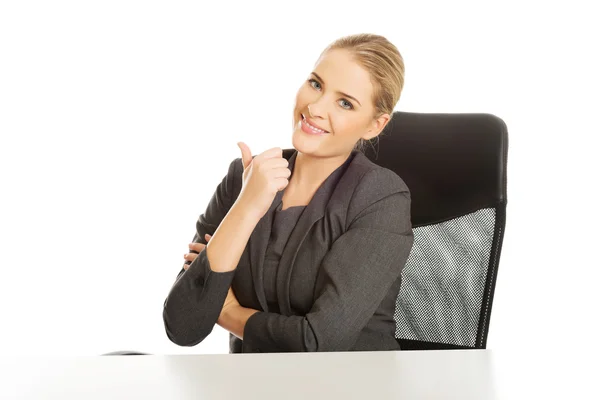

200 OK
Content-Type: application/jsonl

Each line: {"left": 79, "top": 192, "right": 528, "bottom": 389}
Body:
{"left": 300, "top": 113, "right": 329, "bottom": 134}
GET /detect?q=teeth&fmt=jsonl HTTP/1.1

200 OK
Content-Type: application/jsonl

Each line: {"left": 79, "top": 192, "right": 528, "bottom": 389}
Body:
{"left": 301, "top": 114, "right": 326, "bottom": 133}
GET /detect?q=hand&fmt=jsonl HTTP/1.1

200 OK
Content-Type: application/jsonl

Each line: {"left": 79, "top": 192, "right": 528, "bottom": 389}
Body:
{"left": 183, "top": 233, "right": 212, "bottom": 271}
{"left": 218, "top": 286, "right": 254, "bottom": 340}
{"left": 236, "top": 142, "right": 291, "bottom": 220}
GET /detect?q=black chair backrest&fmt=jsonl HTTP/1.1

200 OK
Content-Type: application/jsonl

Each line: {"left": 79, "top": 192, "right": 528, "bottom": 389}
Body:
{"left": 363, "top": 111, "right": 508, "bottom": 350}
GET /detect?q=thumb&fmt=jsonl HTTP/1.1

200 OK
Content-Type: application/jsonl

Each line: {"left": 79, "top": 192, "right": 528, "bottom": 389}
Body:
{"left": 237, "top": 142, "right": 252, "bottom": 170}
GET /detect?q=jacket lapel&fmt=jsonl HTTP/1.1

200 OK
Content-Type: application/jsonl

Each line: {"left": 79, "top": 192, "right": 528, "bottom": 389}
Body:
{"left": 248, "top": 149, "right": 358, "bottom": 314}
{"left": 275, "top": 150, "right": 357, "bottom": 315}
{"left": 247, "top": 149, "right": 298, "bottom": 312}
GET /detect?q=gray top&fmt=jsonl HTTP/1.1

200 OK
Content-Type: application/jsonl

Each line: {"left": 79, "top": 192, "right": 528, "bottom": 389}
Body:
{"left": 263, "top": 201, "right": 306, "bottom": 313}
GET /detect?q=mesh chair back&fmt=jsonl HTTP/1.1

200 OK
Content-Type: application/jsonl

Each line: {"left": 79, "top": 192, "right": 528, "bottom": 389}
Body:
{"left": 363, "top": 111, "right": 508, "bottom": 350}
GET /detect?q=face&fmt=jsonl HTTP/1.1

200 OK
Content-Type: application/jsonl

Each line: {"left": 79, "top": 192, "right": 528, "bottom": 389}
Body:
{"left": 291, "top": 48, "right": 390, "bottom": 157}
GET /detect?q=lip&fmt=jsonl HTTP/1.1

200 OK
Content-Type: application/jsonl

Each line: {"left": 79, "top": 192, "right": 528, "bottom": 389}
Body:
{"left": 301, "top": 113, "right": 329, "bottom": 133}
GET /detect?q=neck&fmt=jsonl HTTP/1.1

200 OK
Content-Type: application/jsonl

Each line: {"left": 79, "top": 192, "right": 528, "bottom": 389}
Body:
{"left": 290, "top": 150, "right": 352, "bottom": 191}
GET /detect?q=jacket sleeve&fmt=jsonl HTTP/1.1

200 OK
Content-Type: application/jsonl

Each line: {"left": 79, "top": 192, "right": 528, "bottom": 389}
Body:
{"left": 163, "top": 156, "right": 241, "bottom": 347}
{"left": 242, "top": 169, "right": 414, "bottom": 352}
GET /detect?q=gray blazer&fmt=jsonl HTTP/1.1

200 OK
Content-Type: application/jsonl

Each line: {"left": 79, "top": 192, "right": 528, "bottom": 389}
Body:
{"left": 163, "top": 148, "right": 414, "bottom": 353}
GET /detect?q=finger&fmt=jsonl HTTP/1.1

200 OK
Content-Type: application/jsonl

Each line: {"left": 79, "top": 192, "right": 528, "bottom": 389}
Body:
{"left": 205, "top": 233, "right": 212, "bottom": 242}
{"left": 262, "top": 156, "right": 290, "bottom": 168}
{"left": 275, "top": 177, "right": 290, "bottom": 192}
{"left": 260, "top": 157, "right": 289, "bottom": 170}
{"left": 183, "top": 263, "right": 190, "bottom": 271}
{"left": 183, "top": 253, "right": 198, "bottom": 262}
{"left": 258, "top": 159, "right": 291, "bottom": 180}
{"left": 254, "top": 147, "right": 283, "bottom": 164}
{"left": 274, "top": 167, "right": 292, "bottom": 179}
{"left": 189, "top": 242, "right": 206, "bottom": 252}
{"left": 237, "top": 142, "right": 253, "bottom": 170}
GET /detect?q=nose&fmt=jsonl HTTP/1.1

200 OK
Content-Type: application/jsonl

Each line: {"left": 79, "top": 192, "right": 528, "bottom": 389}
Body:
{"left": 307, "top": 100, "right": 325, "bottom": 119}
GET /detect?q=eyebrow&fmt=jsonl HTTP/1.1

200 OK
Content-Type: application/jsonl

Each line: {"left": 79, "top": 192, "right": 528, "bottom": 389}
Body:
{"left": 311, "top": 72, "right": 362, "bottom": 107}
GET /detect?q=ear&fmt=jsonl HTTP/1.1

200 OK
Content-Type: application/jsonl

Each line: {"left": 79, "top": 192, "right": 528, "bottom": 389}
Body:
{"left": 362, "top": 113, "right": 390, "bottom": 141}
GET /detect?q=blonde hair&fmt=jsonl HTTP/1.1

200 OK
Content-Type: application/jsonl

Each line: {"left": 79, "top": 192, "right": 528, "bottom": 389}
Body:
{"left": 319, "top": 33, "right": 405, "bottom": 152}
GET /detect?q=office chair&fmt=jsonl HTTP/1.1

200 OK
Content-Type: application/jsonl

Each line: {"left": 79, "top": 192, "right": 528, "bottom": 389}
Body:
{"left": 363, "top": 111, "right": 508, "bottom": 350}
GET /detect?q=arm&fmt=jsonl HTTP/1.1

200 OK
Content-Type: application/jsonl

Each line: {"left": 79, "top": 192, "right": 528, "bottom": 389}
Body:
{"left": 217, "top": 302, "right": 260, "bottom": 340}
{"left": 162, "top": 157, "right": 260, "bottom": 347}
{"left": 241, "top": 169, "right": 414, "bottom": 352}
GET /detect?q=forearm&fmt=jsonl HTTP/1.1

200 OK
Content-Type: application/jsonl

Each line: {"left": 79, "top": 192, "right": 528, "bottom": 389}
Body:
{"left": 205, "top": 199, "right": 261, "bottom": 273}
{"left": 217, "top": 305, "right": 260, "bottom": 340}
{"left": 163, "top": 199, "right": 260, "bottom": 346}
{"left": 242, "top": 312, "right": 317, "bottom": 352}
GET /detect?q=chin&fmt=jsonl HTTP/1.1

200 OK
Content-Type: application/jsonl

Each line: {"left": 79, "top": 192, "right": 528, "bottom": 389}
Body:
{"left": 292, "top": 131, "right": 323, "bottom": 155}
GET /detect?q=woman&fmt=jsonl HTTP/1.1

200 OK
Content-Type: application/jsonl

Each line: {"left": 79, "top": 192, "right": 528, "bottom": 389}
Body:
{"left": 163, "top": 33, "right": 414, "bottom": 353}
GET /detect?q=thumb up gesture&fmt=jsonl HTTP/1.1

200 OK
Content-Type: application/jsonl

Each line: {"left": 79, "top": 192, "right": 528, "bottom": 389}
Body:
{"left": 235, "top": 142, "right": 291, "bottom": 220}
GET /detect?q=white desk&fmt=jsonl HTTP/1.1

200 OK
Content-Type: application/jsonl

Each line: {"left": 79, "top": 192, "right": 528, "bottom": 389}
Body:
{"left": 2, "top": 350, "right": 497, "bottom": 399}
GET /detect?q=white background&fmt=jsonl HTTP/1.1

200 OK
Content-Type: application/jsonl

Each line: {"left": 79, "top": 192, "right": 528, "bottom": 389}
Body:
{"left": 1, "top": 0, "right": 598, "bottom": 398}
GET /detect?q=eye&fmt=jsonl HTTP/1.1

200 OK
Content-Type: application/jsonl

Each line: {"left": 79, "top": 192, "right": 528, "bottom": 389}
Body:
{"left": 308, "top": 78, "right": 354, "bottom": 110}
{"left": 307, "top": 78, "right": 321, "bottom": 90}
{"left": 339, "top": 99, "right": 354, "bottom": 110}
